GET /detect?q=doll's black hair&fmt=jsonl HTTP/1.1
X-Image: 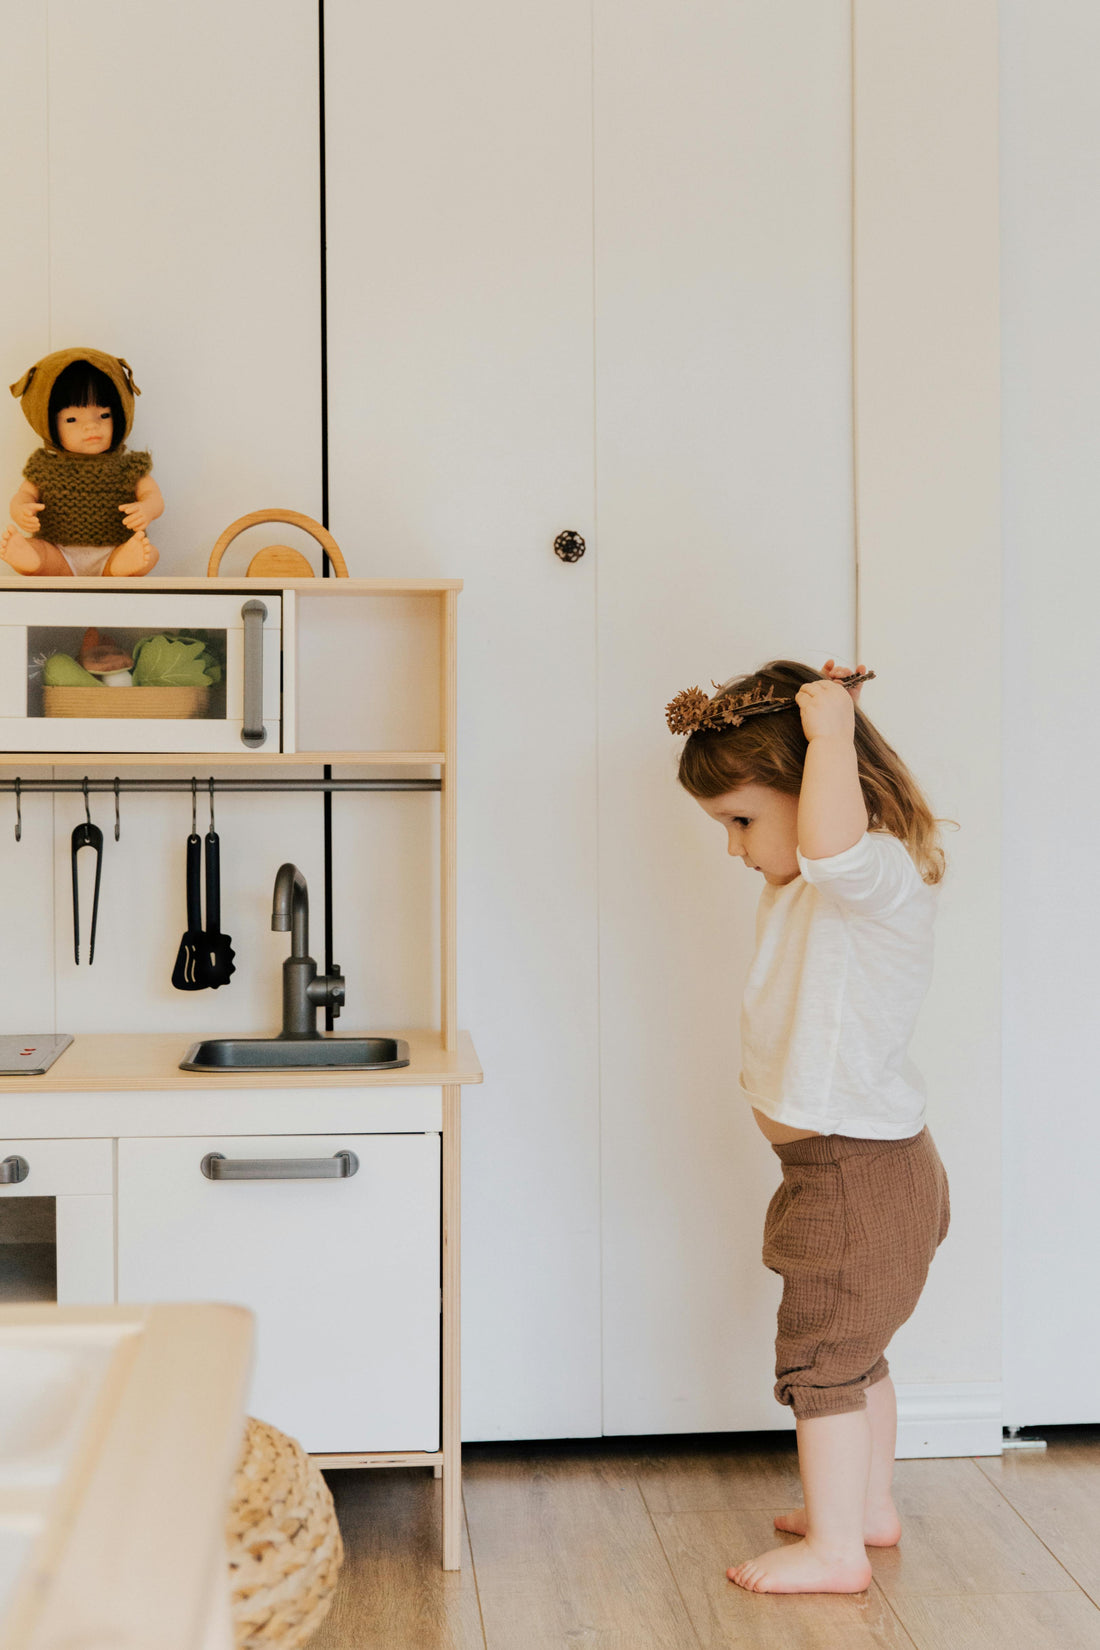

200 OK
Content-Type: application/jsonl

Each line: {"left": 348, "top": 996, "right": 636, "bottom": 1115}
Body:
{"left": 48, "top": 361, "right": 125, "bottom": 451}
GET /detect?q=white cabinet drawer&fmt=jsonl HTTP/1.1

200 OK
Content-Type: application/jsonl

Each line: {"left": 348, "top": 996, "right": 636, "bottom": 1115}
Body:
{"left": 116, "top": 1133, "right": 440, "bottom": 1454}
{"left": 0, "top": 1137, "right": 112, "bottom": 1196}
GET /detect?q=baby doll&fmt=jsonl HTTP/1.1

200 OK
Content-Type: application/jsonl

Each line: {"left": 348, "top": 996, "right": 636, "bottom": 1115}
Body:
{"left": 2, "top": 347, "right": 163, "bottom": 576}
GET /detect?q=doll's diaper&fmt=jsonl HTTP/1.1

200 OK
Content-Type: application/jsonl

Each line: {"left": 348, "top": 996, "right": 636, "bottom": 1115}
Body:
{"left": 58, "top": 544, "right": 114, "bottom": 576}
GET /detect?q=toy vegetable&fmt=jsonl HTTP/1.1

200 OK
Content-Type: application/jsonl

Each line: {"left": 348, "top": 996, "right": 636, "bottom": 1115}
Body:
{"left": 1, "top": 347, "right": 163, "bottom": 577}
{"left": 78, "top": 627, "right": 134, "bottom": 685}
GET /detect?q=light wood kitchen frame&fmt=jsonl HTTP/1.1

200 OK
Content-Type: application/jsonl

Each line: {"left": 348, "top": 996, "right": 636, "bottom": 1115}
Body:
{"left": 310, "top": 1081, "right": 464, "bottom": 1570}
{"left": 0, "top": 573, "right": 472, "bottom": 1570}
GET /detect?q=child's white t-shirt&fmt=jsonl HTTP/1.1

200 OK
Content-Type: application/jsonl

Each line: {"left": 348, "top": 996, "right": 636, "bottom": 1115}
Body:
{"left": 737, "top": 830, "right": 937, "bottom": 1139}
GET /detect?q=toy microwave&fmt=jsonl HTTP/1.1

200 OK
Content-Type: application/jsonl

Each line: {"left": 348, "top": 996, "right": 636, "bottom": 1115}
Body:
{"left": 0, "top": 591, "right": 282, "bottom": 754}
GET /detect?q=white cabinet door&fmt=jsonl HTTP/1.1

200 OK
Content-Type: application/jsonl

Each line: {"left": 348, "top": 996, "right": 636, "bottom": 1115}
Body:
{"left": 117, "top": 1133, "right": 440, "bottom": 1454}
{"left": 594, "top": 0, "right": 855, "bottom": 1433}
{"left": 325, "top": 0, "right": 601, "bottom": 1442}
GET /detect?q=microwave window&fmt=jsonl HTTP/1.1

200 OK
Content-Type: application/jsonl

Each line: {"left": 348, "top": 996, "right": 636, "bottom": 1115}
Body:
{"left": 27, "top": 627, "right": 228, "bottom": 721}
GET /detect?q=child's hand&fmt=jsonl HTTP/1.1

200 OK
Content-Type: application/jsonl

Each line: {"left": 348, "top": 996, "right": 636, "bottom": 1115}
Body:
{"left": 14, "top": 501, "right": 43, "bottom": 535}
{"left": 119, "top": 499, "right": 155, "bottom": 531}
{"left": 821, "top": 658, "right": 870, "bottom": 704}
{"left": 796, "top": 676, "right": 858, "bottom": 743}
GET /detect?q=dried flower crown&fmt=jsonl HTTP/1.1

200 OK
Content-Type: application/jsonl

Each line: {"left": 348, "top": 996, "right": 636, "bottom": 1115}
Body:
{"left": 665, "top": 670, "right": 875, "bottom": 735}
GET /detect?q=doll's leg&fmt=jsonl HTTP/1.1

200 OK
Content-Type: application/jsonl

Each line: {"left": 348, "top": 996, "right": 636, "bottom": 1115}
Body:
{"left": 103, "top": 531, "right": 159, "bottom": 577}
{"left": 0, "top": 528, "right": 73, "bottom": 575}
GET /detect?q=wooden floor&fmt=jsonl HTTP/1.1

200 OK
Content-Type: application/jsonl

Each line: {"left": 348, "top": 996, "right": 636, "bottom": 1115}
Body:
{"left": 313, "top": 1426, "right": 1100, "bottom": 1650}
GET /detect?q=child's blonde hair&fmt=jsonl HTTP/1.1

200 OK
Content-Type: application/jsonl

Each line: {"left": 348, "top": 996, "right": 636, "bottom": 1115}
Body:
{"left": 676, "top": 658, "right": 956, "bottom": 885}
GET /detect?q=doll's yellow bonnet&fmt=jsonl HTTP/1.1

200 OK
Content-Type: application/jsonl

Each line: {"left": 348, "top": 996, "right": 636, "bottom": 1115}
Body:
{"left": 9, "top": 347, "right": 141, "bottom": 445}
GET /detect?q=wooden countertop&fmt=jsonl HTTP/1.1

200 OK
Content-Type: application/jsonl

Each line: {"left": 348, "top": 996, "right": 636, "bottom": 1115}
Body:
{"left": 0, "top": 1030, "right": 482, "bottom": 1093}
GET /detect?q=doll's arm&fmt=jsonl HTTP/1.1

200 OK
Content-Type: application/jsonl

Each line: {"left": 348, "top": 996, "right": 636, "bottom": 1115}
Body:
{"left": 118, "top": 474, "right": 164, "bottom": 533}
{"left": 9, "top": 479, "right": 44, "bottom": 536}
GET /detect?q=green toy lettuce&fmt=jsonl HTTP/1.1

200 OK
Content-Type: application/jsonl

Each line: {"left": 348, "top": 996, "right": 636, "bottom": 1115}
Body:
{"left": 131, "top": 633, "right": 223, "bottom": 688}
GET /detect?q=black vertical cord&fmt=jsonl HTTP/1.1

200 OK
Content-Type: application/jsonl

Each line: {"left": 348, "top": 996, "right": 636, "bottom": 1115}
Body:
{"left": 319, "top": 0, "right": 336, "bottom": 1028}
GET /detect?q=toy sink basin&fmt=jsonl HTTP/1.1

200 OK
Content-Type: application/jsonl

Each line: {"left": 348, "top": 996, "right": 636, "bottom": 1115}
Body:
{"left": 179, "top": 1037, "right": 410, "bottom": 1072}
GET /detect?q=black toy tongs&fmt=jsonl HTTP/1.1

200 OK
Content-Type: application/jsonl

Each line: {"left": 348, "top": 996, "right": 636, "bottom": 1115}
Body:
{"left": 71, "top": 779, "right": 103, "bottom": 964}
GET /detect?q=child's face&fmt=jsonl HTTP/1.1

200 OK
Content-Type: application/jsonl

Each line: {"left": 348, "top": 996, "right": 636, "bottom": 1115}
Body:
{"left": 56, "top": 403, "right": 113, "bottom": 455}
{"left": 695, "top": 784, "right": 801, "bottom": 886}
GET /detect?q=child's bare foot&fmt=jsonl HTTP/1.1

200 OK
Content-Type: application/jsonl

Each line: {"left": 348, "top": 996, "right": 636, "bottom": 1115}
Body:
{"left": 775, "top": 1501, "right": 901, "bottom": 1547}
{"left": 1, "top": 525, "right": 44, "bottom": 574}
{"left": 728, "top": 1537, "right": 873, "bottom": 1594}
{"left": 105, "top": 530, "right": 158, "bottom": 576}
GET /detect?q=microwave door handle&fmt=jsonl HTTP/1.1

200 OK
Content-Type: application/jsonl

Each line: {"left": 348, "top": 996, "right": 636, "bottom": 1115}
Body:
{"left": 240, "top": 599, "right": 268, "bottom": 748}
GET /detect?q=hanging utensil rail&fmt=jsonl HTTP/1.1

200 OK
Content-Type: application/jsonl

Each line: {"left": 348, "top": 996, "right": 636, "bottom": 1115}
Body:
{"left": 0, "top": 777, "right": 440, "bottom": 794}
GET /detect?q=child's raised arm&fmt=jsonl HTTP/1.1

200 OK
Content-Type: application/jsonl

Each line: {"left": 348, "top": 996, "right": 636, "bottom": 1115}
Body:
{"left": 795, "top": 669, "right": 869, "bottom": 860}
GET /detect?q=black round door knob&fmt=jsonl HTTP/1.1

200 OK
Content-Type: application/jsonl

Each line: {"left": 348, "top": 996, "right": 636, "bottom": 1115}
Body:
{"left": 554, "top": 530, "right": 586, "bottom": 563}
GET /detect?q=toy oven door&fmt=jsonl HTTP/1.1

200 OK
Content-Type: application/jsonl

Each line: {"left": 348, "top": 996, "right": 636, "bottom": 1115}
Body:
{"left": 0, "top": 591, "right": 281, "bottom": 753}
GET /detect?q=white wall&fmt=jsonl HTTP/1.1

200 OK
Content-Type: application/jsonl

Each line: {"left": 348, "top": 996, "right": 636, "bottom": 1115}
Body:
{"left": 0, "top": 0, "right": 324, "bottom": 1041}
{"left": 999, "top": 0, "right": 1100, "bottom": 1425}
{"left": 0, "top": 0, "right": 1010, "bottom": 1448}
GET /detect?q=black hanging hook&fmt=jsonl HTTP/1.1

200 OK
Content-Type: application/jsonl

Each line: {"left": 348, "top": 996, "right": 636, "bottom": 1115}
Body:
{"left": 114, "top": 777, "right": 121, "bottom": 842}
{"left": 191, "top": 775, "right": 198, "bottom": 836}
{"left": 208, "top": 775, "right": 216, "bottom": 833}
{"left": 13, "top": 778, "right": 21, "bottom": 843}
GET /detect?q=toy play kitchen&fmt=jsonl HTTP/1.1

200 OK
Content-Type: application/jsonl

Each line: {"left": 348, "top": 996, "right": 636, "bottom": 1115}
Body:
{"left": 0, "top": 517, "right": 480, "bottom": 1571}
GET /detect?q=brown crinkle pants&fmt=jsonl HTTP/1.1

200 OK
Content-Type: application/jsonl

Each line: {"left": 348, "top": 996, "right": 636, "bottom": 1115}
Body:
{"left": 762, "top": 1125, "right": 950, "bottom": 1420}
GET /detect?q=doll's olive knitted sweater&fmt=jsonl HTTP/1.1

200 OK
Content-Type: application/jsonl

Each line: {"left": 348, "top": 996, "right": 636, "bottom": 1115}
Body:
{"left": 23, "top": 446, "right": 152, "bottom": 547}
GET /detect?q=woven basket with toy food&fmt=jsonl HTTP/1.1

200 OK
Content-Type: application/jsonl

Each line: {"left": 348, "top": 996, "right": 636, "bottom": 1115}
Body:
{"left": 41, "top": 626, "right": 222, "bottom": 719}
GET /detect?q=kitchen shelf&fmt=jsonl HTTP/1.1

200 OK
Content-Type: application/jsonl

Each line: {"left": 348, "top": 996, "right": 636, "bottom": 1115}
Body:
{"left": 0, "top": 751, "right": 445, "bottom": 768}
{"left": 0, "top": 575, "right": 463, "bottom": 593}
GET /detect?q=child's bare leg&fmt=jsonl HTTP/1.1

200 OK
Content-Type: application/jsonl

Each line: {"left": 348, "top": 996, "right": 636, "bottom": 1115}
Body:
{"left": 864, "top": 1375, "right": 902, "bottom": 1537}
{"left": 774, "top": 1374, "right": 902, "bottom": 1545}
{"left": 1, "top": 528, "right": 72, "bottom": 576}
{"left": 103, "top": 530, "right": 158, "bottom": 577}
{"left": 728, "top": 1408, "right": 873, "bottom": 1593}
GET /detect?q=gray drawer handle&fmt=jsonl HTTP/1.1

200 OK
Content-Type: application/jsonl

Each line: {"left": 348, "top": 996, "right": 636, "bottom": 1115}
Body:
{"left": 201, "top": 1150, "right": 359, "bottom": 1181}
{"left": 0, "top": 1156, "right": 29, "bottom": 1185}
{"left": 240, "top": 599, "right": 268, "bottom": 748}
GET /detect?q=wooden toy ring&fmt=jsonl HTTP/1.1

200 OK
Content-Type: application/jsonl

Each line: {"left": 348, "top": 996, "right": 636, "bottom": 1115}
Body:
{"left": 206, "top": 509, "right": 349, "bottom": 579}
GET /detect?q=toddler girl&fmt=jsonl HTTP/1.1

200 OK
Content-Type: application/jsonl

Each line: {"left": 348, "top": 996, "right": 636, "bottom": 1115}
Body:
{"left": 667, "top": 656, "right": 952, "bottom": 1595}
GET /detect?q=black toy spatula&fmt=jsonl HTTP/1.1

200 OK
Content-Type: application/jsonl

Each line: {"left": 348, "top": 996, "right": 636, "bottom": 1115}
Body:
{"left": 201, "top": 827, "right": 236, "bottom": 988}
{"left": 172, "top": 832, "right": 207, "bottom": 990}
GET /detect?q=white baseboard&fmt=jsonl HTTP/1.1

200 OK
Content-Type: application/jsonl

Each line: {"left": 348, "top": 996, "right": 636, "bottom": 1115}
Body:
{"left": 894, "top": 1381, "right": 1002, "bottom": 1458}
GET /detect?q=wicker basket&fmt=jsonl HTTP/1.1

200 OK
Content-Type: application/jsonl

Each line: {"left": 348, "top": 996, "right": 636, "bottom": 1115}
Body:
{"left": 225, "top": 1417, "right": 344, "bottom": 1650}
{"left": 42, "top": 685, "right": 211, "bottom": 719}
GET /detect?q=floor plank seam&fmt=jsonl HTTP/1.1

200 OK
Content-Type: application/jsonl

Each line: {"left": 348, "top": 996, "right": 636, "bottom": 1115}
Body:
{"left": 871, "top": 1578, "right": 924, "bottom": 1648}
{"left": 633, "top": 1475, "right": 707, "bottom": 1650}
{"left": 966, "top": 1452, "right": 1100, "bottom": 1606}
{"left": 461, "top": 1489, "right": 491, "bottom": 1650}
